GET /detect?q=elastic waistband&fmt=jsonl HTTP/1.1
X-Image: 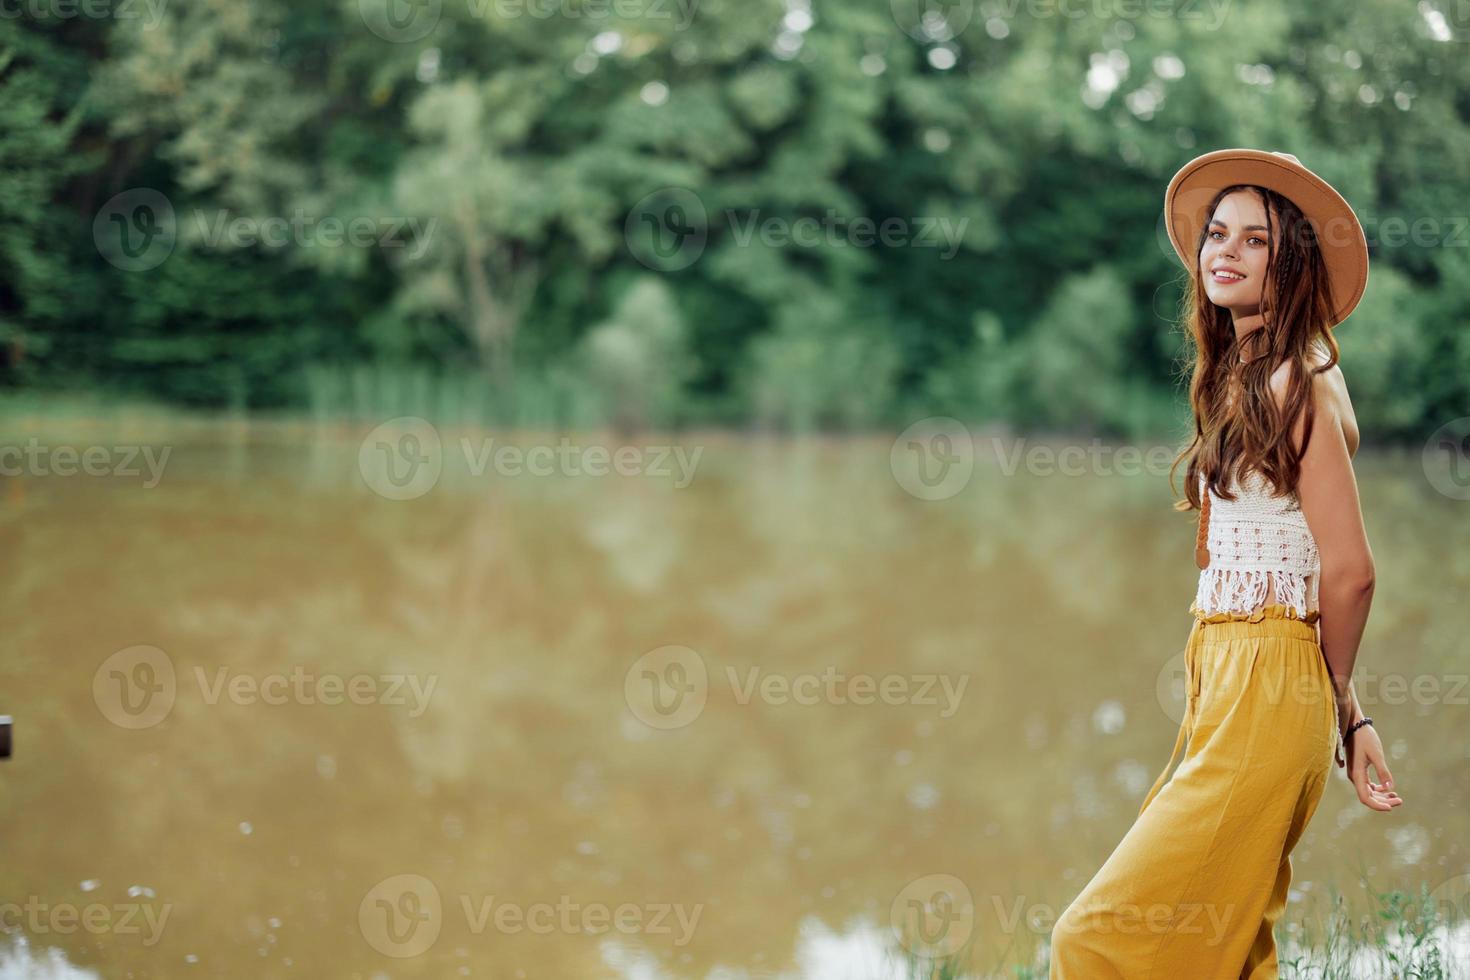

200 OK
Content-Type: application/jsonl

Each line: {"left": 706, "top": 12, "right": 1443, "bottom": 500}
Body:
{"left": 1190, "top": 603, "right": 1320, "bottom": 643}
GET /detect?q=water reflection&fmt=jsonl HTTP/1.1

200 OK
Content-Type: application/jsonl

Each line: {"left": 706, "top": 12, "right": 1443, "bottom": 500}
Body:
{"left": 0, "top": 938, "right": 98, "bottom": 980}
{"left": 0, "top": 420, "right": 1461, "bottom": 977}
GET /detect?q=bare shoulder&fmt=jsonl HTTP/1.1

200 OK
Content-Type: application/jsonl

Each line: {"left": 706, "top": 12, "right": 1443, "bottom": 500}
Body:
{"left": 1269, "top": 344, "right": 1359, "bottom": 458}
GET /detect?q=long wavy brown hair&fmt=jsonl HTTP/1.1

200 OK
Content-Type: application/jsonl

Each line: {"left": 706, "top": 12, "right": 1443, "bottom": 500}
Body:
{"left": 1169, "top": 183, "right": 1340, "bottom": 517}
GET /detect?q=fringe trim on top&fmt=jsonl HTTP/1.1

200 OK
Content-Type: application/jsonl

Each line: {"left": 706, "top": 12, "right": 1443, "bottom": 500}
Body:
{"left": 1192, "top": 566, "right": 1317, "bottom": 620}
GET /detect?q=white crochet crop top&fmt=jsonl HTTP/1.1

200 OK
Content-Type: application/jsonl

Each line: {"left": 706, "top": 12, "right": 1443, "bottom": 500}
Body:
{"left": 1191, "top": 467, "right": 1321, "bottom": 618}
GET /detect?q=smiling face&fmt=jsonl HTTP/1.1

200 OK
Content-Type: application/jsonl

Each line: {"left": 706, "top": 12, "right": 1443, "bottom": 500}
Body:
{"left": 1199, "top": 189, "right": 1278, "bottom": 316}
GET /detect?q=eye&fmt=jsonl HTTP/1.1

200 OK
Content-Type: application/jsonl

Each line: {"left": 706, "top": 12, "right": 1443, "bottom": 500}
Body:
{"left": 1208, "top": 230, "right": 1224, "bottom": 241}
{"left": 1248, "top": 236, "right": 1266, "bottom": 246}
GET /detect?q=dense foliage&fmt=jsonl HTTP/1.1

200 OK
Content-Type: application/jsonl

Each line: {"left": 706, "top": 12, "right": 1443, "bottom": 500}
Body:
{"left": 2, "top": 0, "right": 1467, "bottom": 437}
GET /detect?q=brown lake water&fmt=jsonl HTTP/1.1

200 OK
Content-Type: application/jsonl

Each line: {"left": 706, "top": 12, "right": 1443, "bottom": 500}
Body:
{"left": 0, "top": 416, "right": 1464, "bottom": 978}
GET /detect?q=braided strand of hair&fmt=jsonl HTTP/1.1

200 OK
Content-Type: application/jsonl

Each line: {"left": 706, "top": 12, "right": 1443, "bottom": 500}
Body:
{"left": 1194, "top": 472, "right": 1211, "bottom": 569}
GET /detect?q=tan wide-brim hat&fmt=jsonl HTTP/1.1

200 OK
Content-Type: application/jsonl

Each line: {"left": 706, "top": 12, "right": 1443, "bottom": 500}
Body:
{"left": 1164, "top": 148, "right": 1369, "bottom": 328}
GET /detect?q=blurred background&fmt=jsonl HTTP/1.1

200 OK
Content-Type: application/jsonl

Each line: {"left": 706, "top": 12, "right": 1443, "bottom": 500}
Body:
{"left": 2, "top": 0, "right": 1469, "bottom": 977}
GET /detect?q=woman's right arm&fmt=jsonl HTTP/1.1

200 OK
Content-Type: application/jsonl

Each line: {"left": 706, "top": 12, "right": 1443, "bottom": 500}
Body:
{"left": 1281, "top": 360, "right": 1400, "bottom": 810}
{"left": 1289, "top": 366, "right": 1375, "bottom": 699}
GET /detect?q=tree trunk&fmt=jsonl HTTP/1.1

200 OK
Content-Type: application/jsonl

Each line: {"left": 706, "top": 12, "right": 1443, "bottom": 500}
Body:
{"left": 458, "top": 213, "right": 514, "bottom": 396}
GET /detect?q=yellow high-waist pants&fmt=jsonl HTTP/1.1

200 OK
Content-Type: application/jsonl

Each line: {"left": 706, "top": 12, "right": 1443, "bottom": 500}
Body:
{"left": 1050, "top": 604, "right": 1337, "bottom": 979}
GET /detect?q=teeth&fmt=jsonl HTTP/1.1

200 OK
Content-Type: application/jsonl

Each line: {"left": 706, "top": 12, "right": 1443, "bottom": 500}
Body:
{"left": 1214, "top": 270, "right": 1245, "bottom": 280}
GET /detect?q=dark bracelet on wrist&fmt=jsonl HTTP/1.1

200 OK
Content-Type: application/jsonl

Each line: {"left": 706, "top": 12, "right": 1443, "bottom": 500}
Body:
{"left": 1343, "top": 716, "right": 1373, "bottom": 742}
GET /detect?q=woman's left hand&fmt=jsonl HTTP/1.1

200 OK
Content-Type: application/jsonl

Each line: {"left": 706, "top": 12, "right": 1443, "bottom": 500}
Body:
{"left": 1344, "top": 725, "right": 1403, "bottom": 811}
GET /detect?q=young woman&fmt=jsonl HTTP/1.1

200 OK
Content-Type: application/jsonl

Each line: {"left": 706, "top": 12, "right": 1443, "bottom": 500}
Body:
{"left": 1049, "top": 149, "right": 1403, "bottom": 979}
